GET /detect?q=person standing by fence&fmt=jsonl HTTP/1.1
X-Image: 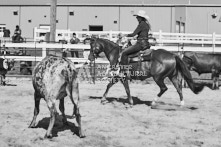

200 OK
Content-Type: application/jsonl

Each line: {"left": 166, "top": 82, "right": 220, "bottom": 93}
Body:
{"left": 70, "top": 33, "right": 80, "bottom": 57}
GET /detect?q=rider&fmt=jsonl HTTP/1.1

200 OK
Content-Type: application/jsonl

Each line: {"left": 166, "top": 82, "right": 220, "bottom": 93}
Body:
{"left": 120, "top": 10, "right": 151, "bottom": 77}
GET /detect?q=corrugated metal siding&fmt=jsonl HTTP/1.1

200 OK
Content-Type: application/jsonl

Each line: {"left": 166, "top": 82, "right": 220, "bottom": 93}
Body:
{"left": 1, "top": 0, "right": 221, "bottom": 6}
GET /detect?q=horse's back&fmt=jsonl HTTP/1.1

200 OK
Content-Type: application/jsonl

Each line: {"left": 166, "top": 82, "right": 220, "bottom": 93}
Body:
{"left": 32, "top": 56, "right": 77, "bottom": 98}
{"left": 183, "top": 52, "right": 221, "bottom": 72}
{"left": 153, "top": 49, "right": 174, "bottom": 55}
{"left": 152, "top": 49, "right": 176, "bottom": 62}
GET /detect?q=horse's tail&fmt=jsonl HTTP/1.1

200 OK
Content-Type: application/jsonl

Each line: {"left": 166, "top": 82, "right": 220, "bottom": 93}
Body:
{"left": 175, "top": 56, "right": 204, "bottom": 94}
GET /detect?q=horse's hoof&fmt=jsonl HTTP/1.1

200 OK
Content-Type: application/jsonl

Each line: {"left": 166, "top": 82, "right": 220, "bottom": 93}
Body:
{"left": 79, "top": 133, "right": 86, "bottom": 138}
{"left": 28, "top": 123, "right": 36, "bottom": 128}
{"left": 28, "top": 125, "right": 35, "bottom": 128}
{"left": 125, "top": 103, "right": 133, "bottom": 109}
{"left": 180, "top": 101, "right": 185, "bottom": 106}
{"left": 151, "top": 105, "right": 157, "bottom": 109}
{"left": 44, "top": 134, "right": 52, "bottom": 139}
{"left": 151, "top": 101, "right": 156, "bottom": 106}
{"left": 101, "top": 99, "right": 108, "bottom": 105}
{"left": 151, "top": 102, "right": 157, "bottom": 109}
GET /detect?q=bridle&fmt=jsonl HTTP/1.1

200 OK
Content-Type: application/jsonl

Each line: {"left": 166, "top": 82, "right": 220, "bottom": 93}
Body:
{"left": 90, "top": 39, "right": 102, "bottom": 59}
{"left": 91, "top": 39, "right": 120, "bottom": 60}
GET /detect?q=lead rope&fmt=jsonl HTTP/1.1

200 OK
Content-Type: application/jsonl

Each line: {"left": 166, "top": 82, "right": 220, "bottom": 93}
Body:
{"left": 93, "top": 59, "right": 96, "bottom": 84}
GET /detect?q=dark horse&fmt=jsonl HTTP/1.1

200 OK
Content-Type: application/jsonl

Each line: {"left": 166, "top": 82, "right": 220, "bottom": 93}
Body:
{"left": 183, "top": 51, "right": 221, "bottom": 90}
{"left": 88, "top": 38, "right": 204, "bottom": 106}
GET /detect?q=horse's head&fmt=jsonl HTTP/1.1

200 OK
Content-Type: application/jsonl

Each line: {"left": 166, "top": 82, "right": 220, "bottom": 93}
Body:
{"left": 182, "top": 55, "right": 193, "bottom": 70}
{"left": 88, "top": 38, "right": 105, "bottom": 62}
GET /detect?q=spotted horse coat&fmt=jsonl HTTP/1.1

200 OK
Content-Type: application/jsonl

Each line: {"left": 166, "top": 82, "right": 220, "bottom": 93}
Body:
{"left": 29, "top": 56, "right": 85, "bottom": 138}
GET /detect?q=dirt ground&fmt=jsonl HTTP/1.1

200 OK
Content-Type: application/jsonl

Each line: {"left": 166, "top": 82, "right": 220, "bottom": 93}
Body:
{"left": 0, "top": 78, "right": 221, "bottom": 147}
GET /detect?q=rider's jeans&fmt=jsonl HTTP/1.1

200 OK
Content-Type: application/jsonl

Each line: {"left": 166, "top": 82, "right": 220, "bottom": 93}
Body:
{"left": 121, "top": 42, "right": 142, "bottom": 65}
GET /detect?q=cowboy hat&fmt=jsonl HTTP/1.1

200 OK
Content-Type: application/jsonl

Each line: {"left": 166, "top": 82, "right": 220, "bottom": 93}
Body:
{"left": 133, "top": 10, "right": 150, "bottom": 20}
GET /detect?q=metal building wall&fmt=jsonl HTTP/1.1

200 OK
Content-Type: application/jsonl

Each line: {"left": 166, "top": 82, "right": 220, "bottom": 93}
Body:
{"left": 186, "top": 7, "right": 221, "bottom": 34}
{"left": 66, "top": 6, "right": 119, "bottom": 32}
{"left": 1, "top": 5, "right": 221, "bottom": 38}
{"left": 20, "top": 6, "right": 50, "bottom": 38}
{"left": 0, "top": 6, "right": 20, "bottom": 36}
{"left": 119, "top": 7, "right": 173, "bottom": 33}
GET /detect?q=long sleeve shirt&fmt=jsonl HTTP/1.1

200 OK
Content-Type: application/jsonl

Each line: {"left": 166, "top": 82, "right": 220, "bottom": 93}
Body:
{"left": 127, "top": 21, "right": 150, "bottom": 39}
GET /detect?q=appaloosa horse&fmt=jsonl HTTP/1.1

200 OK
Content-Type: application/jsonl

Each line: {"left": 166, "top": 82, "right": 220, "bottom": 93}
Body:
{"left": 88, "top": 38, "right": 204, "bottom": 107}
{"left": 29, "top": 56, "right": 85, "bottom": 138}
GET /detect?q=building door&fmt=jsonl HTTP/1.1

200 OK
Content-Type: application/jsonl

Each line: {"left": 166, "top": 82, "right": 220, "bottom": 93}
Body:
{"left": 89, "top": 25, "right": 103, "bottom": 31}
{"left": 176, "top": 21, "right": 185, "bottom": 33}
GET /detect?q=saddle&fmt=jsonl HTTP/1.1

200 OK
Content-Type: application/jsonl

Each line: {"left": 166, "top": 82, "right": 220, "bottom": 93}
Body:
{"left": 128, "top": 49, "right": 153, "bottom": 63}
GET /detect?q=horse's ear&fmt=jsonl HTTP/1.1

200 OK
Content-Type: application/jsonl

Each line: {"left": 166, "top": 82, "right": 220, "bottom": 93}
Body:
{"left": 90, "top": 38, "right": 96, "bottom": 43}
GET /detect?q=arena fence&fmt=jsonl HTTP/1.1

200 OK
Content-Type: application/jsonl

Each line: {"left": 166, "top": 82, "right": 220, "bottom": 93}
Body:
{"left": 1, "top": 30, "right": 221, "bottom": 76}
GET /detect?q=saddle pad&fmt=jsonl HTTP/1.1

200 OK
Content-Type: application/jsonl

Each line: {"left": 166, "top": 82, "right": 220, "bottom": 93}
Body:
{"left": 128, "top": 49, "right": 153, "bottom": 58}
{"left": 140, "top": 49, "right": 153, "bottom": 56}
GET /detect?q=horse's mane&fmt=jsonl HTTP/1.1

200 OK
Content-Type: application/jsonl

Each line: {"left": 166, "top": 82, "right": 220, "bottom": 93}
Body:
{"left": 98, "top": 38, "right": 120, "bottom": 49}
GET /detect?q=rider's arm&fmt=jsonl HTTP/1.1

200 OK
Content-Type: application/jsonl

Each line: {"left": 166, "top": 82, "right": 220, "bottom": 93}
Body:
{"left": 127, "top": 22, "right": 144, "bottom": 37}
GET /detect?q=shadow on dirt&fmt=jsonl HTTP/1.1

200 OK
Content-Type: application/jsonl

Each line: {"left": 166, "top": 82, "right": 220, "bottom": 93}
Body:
{"left": 34, "top": 115, "right": 80, "bottom": 138}
{"left": 0, "top": 83, "right": 17, "bottom": 86}
{"left": 151, "top": 101, "right": 198, "bottom": 111}
{"left": 89, "top": 96, "right": 198, "bottom": 111}
{"left": 89, "top": 96, "right": 152, "bottom": 106}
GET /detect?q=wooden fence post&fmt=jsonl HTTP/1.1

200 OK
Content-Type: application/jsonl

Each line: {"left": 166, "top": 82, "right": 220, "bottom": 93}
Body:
{"left": 159, "top": 30, "right": 163, "bottom": 46}
{"left": 212, "top": 32, "right": 216, "bottom": 53}
{"left": 49, "top": 0, "right": 58, "bottom": 56}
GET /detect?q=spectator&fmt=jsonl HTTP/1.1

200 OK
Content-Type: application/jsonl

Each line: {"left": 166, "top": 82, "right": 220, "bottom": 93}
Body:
{"left": 3, "top": 29, "right": 10, "bottom": 37}
{"left": 70, "top": 33, "right": 80, "bottom": 57}
{"left": 83, "top": 33, "right": 91, "bottom": 44}
{"left": 12, "top": 25, "right": 23, "bottom": 43}
{"left": 116, "top": 33, "right": 129, "bottom": 50}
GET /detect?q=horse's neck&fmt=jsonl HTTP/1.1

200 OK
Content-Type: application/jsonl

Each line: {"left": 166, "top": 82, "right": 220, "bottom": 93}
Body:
{"left": 104, "top": 48, "right": 119, "bottom": 67}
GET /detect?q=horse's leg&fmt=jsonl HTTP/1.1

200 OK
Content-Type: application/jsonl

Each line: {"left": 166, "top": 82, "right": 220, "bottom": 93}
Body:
{"left": 70, "top": 82, "right": 85, "bottom": 138}
{"left": 120, "top": 78, "right": 133, "bottom": 106}
{"left": 101, "top": 77, "right": 119, "bottom": 104}
{"left": 152, "top": 77, "right": 168, "bottom": 106}
{"left": 45, "top": 99, "right": 56, "bottom": 138}
{"left": 215, "top": 76, "right": 219, "bottom": 90}
{"left": 29, "top": 92, "right": 41, "bottom": 128}
{"left": 0, "top": 74, "right": 6, "bottom": 86}
{"left": 59, "top": 98, "right": 68, "bottom": 125}
{"left": 0, "top": 75, "right": 3, "bottom": 85}
{"left": 211, "top": 69, "right": 219, "bottom": 90}
{"left": 216, "top": 76, "right": 219, "bottom": 89}
{"left": 211, "top": 71, "right": 216, "bottom": 90}
{"left": 169, "top": 76, "right": 184, "bottom": 106}
{"left": 214, "top": 72, "right": 219, "bottom": 90}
